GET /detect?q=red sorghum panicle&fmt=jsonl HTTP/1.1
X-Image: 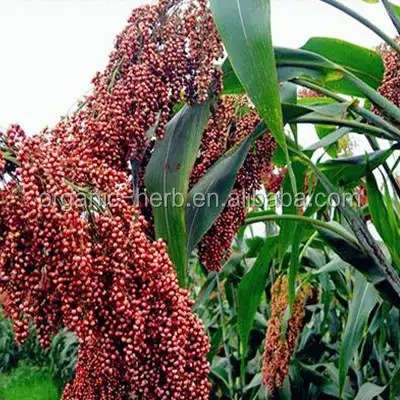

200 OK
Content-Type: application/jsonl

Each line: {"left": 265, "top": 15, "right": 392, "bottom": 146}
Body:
{"left": 262, "top": 276, "right": 314, "bottom": 392}
{"left": 196, "top": 189, "right": 246, "bottom": 271}
{"left": 194, "top": 106, "right": 277, "bottom": 271}
{"left": 1, "top": 119, "right": 211, "bottom": 400}
{"left": 190, "top": 96, "right": 236, "bottom": 187}
{"left": 298, "top": 88, "right": 323, "bottom": 98}
{"left": 52, "top": 0, "right": 223, "bottom": 168}
{"left": 263, "top": 166, "right": 287, "bottom": 194}
{"left": 357, "top": 184, "right": 368, "bottom": 208}
{"left": 375, "top": 40, "right": 400, "bottom": 112}
{"left": 0, "top": 2, "right": 224, "bottom": 398}
{"left": 355, "top": 184, "right": 371, "bottom": 222}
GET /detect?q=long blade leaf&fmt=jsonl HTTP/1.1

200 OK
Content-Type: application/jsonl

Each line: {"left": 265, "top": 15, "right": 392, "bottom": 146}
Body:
{"left": 145, "top": 100, "right": 212, "bottom": 286}
{"left": 210, "top": 0, "right": 284, "bottom": 148}
{"left": 186, "top": 123, "right": 267, "bottom": 255}
{"left": 339, "top": 272, "right": 379, "bottom": 395}
{"left": 238, "top": 238, "right": 277, "bottom": 359}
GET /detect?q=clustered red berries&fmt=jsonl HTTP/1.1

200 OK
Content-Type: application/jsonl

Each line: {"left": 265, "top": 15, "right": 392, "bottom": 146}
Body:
{"left": 52, "top": 0, "right": 223, "bottom": 168}
{"left": 190, "top": 97, "right": 236, "bottom": 187}
{"left": 375, "top": 40, "right": 400, "bottom": 111}
{"left": 0, "top": 0, "right": 286, "bottom": 395}
{"left": 0, "top": 1, "right": 224, "bottom": 398}
{"left": 262, "top": 276, "right": 315, "bottom": 392}
{"left": 1, "top": 122, "right": 212, "bottom": 399}
{"left": 263, "top": 166, "right": 287, "bottom": 194}
{"left": 297, "top": 88, "right": 323, "bottom": 99}
{"left": 192, "top": 100, "right": 277, "bottom": 271}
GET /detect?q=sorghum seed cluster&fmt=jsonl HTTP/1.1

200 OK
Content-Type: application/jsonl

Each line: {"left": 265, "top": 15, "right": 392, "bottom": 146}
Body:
{"left": 0, "top": 1, "right": 223, "bottom": 398}
{"left": 262, "top": 276, "right": 315, "bottom": 392}
{"left": 192, "top": 101, "right": 278, "bottom": 271}
{"left": 375, "top": 40, "right": 400, "bottom": 112}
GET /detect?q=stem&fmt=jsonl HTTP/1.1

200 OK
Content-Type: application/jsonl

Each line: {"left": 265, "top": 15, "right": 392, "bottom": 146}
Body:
{"left": 343, "top": 70, "right": 400, "bottom": 126}
{"left": 245, "top": 213, "right": 360, "bottom": 246}
{"left": 285, "top": 147, "right": 298, "bottom": 203}
{"left": 107, "top": 55, "right": 126, "bottom": 94}
{"left": 294, "top": 78, "right": 347, "bottom": 103}
{"left": 299, "top": 231, "right": 318, "bottom": 261}
{"left": 293, "top": 78, "right": 400, "bottom": 195}
{"left": 292, "top": 116, "right": 395, "bottom": 141}
{"left": 391, "top": 154, "right": 400, "bottom": 172}
{"left": 216, "top": 273, "right": 235, "bottom": 398}
{"left": 232, "top": 287, "right": 244, "bottom": 397}
{"left": 278, "top": 59, "right": 400, "bottom": 126}
{"left": 382, "top": 0, "right": 400, "bottom": 36}
{"left": 366, "top": 136, "right": 400, "bottom": 198}
{"left": 293, "top": 78, "right": 400, "bottom": 141}
{"left": 320, "top": 0, "right": 400, "bottom": 55}
{"left": 233, "top": 238, "right": 248, "bottom": 388}
{"left": 2, "top": 153, "right": 19, "bottom": 165}
{"left": 0, "top": 148, "right": 19, "bottom": 166}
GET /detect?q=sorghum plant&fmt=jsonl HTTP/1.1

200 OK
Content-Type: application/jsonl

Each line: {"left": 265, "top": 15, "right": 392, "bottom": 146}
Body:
{"left": 1, "top": 0, "right": 400, "bottom": 399}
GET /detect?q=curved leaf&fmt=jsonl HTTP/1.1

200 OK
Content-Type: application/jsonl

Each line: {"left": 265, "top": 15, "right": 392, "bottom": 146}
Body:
{"left": 237, "top": 237, "right": 277, "bottom": 358}
{"left": 312, "top": 258, "right": 350, "bottom": 275}
{"left": 316, "top": 224, "right": 384, "bottom": 283}
{"left": 320, "top": 0, "right": 400, "bottom": 57}
{"left": 275, "top": 47, "right": 342, "bottom": 84}
{"left": 319, "top": 148, "right": 394, "bottom": 185}
{"left": 366, "top": 164, "right": 400, "bottom": 269}
{"left": 185, "top": 104, "right": 313, "bottom": 258}
{"left": 390, "top": 366, "right": 400, "bottom": 399}
{"left": 354, "top": 383, "right": 385, "bottom": 400}
{"left": 302, "top": 37, "right": 384, "bottom": 96}
{"left": 311, "top": 164, "right": 400, "bottom": 307}
{"left": 186, "top": 123, "right": 267, "bottom": 255}
{"left": 145, "top": 100, "right": 212, "bottom": 286}
{"left": 339, "top": 272, "right": 379, "bottom": 396}
{"left": 222, "top": 47, "right": 340, "bottom": 94}
{"left": 210, "top": 0, "right": 285, "bottom": 149}
{"left": 222, "top": 59, "right": 244, "bottom": 95}
{"left": 307, "top": 126, "right": 353, "bottom": 152}
{"left": 382, "top": 0, "right": 400, "bottom": 35}
{"left": 225, "top": 45, "right": 400, "bottom": 123}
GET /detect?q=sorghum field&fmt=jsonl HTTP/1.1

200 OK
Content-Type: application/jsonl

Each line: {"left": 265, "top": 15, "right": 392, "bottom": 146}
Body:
{"left": 0, "top": 0, "right": 399, "bottom": 399}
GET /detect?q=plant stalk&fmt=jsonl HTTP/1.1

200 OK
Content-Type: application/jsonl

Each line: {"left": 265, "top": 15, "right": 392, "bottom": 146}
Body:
{"left": 216, "top": 273, "right": 235, "bottom": 398}
{"left": 293, "top": 78, "right": 400, "bottom": 141}
{"left": 320, "top": 0, "right": 400, "bottom": 55}
{"left": 382, "top": 0, "right": 400, "bottom": 36}
{"left": 245, "top": 213, "right": 359, "bottom": 246}
{"left": 366, "top": 136, "right": 400, "bottom": 198}
{"left": 291, "top": 116, "right": 396, "bottom": 141}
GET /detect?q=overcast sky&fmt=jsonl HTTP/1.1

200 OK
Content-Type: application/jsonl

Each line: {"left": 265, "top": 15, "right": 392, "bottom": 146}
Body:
{"left": 0, "top": 0, "right": 398, "bottom": 139}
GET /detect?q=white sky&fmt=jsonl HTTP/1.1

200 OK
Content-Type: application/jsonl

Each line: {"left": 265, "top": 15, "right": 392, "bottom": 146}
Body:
{"left": 0, "top": 0, "right": 399, "bottom": 142}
